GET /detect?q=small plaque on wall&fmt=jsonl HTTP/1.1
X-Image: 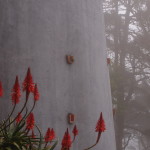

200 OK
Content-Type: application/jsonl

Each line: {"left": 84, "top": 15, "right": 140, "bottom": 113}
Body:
{"left": 66, "top": 55, "right": 74, "bottom": 64}
{"left": 68, "top": 113, "right": 75, "bottom": 124}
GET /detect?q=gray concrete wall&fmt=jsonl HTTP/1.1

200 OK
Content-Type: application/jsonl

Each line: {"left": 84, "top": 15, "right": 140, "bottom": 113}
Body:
{"left": 0, "top": 0, "right": 116, "bottom": 150}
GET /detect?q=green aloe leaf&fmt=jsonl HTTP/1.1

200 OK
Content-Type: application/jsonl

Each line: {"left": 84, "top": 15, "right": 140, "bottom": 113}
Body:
{"left": 49, "top": 141, "right": 58, "bottom": 150}
{"left": 35, "top": 125, "right": 43, "bottom": 150}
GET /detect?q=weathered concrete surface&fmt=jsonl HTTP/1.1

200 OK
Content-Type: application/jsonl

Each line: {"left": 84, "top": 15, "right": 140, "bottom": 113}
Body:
{"left": 0, "top": 0, "right": 116, "bottom": 150}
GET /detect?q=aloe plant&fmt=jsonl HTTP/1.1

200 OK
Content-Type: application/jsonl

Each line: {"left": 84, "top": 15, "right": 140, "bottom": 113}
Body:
{"left": 0, "top": 119, "right": 58, "bottom": 150}
{"left": 0, "top": 68, "right": 106, "bottom": 150}
{"left": 0, "top": 68, "right": 58, "bottom": 150}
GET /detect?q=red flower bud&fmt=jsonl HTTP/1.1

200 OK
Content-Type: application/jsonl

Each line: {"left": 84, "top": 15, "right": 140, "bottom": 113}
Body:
{"left": 61, "top": 128, "right": 72, "bottom": 149}
{"left": 0, "top": 81, "right": 3, "bottom": 97}
{"left": 51, "top": 128, "right": 56, "bottom": 141}
{"left": 16, "top": 112, "right": 22, "bottom": 123}
{"left": 26, "top": 113, "right": 35, "bottom": 130}
{"left": 11, "top": 76, "right": 21, "bottom": 104}
{"left": 34, "top": 84, "right": 40, "bottom": 101}
{"left": 23, "top": 68, "right": 34, "bottom": 94}
{"left": 72, "top": 125, "right": 78, "bottom": 136}
{"left": 95, "top": 112, "right": 106, "bottom": 133}
{"left": 45, "top": 128, "right": 51, "bottom": 142}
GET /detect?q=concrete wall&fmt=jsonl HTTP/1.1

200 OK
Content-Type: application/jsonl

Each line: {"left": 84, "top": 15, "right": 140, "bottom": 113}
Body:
{"left": 0, "top": 0, "right": 116, "bottom": 150}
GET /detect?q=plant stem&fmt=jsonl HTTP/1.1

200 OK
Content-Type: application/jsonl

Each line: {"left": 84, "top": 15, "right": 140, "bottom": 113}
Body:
{"left": 0, "top": 104, "right": 16, "bottom": 128}
{"left": 83, "top": 132, "right": 101, "bottom": 150}
{"left": 71, "top": 136, "right": 76, "bottom": 144}
{"left": 44, "top": 142, "right": 48, "bottom": 148}
{"left": 26, "top": 100, "right": 36, "bottom": 118}
{"left": 0, "top": 91, "right": 29, "bottom": 132}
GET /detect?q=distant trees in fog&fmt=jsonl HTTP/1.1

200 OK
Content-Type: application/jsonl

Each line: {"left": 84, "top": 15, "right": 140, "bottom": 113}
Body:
{"left": 103, "top": 0, "right": 150, "bottom": 149}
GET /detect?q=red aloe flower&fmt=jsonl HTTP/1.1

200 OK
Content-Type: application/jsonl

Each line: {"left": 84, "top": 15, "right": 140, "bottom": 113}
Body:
{"left": 16, "top": 112, "right": 22, "bottom": 123}
{"left": 95, "top": 112, "right": 106, "bottom": 133}
{"left": 61, "top": 128, "right": 72, "bottom": 150}
{"left": 51, "top": 128, "right": 55, "bottom": 140}
{"left": 11, "top": 76, "right": 21, "bottom": 104}
{"left": 45, "top": 128, "right": 51, "bottom": 142}
{"left": 45, "top": 128, "right": 55, "bottom": 142}
{"left": 72, "top": 125, "right": 78, "bottom": 137}
{"left": 31, "top": 130, "right": 36, "bottom": 138}
{"left": 26, "top": 113, "right": 35, "bottom": 130}
{"left": 0, "top": 81, "right": 3, "bottom": 97}
{"left": 22, "top": 68, "right": 35, "bottom": 94}
{"left": 34, "top": 84, "right": 40, "bottom": 101}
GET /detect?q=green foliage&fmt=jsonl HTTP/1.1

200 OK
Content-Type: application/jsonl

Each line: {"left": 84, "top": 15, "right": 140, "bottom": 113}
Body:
{"left": 0, "top": 119, "right": 57, "bottom": 150}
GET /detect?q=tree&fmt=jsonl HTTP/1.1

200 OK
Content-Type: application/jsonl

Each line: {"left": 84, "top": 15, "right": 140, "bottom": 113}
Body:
{"left": 103, "top": 0, "right": 150, "bottom": 149}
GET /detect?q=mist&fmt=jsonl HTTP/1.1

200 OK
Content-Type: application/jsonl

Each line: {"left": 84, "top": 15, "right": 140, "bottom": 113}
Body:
{"left": 103, "top": 0, "right": 150, "bottom": 150}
